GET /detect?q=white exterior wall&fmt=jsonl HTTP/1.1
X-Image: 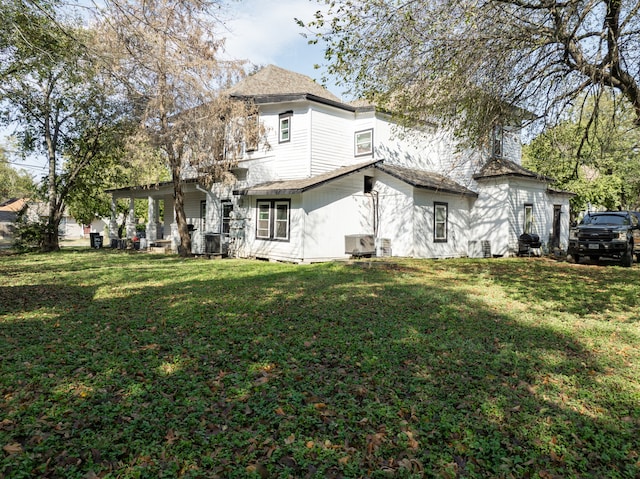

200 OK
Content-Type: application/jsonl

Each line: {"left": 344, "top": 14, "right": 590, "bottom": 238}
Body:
{"left": 470, "top": 181, "right": 510, "bottom": 257}
{"left": 310, "top": 106, "right": 356, "bottom": 174}
{"left": 374, "top": 175, "right": 415, "bottom": 257}
{"left": 237, "top": 173, "right": 374, "bottom": 262}
{"left": 413, "top": 191, "right": 472, "bottom": 258}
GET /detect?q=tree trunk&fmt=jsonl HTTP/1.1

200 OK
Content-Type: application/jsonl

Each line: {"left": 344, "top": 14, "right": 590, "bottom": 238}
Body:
{"left": 43, "top": 110, "right": 60, "bottom": 252}
{"left": 172, "top": 172, "right": 192, "bottom": 257}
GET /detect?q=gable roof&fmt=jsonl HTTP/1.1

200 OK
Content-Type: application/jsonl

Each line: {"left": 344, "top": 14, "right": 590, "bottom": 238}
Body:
{"left": 473, "top": 158, "right": 552, "bottom": 182}
{"left": 233, "top": 160, "right": 381, "bottom": 196}
{"left": 227, "top": 65, "right": 342, "bottom": 104}
{"left": 0, "top": 198, "right": 28, "bottom": 213}
{"left": 375, "top": 164, "right": 478, "bottom": 197}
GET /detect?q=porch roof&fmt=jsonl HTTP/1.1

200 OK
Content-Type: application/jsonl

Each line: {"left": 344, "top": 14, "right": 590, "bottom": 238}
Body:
{"left": 233, "top": 160, "right": 381, "bottom": 196}
{"left": 375, "top": 164, "right": 478, "bottom": 198}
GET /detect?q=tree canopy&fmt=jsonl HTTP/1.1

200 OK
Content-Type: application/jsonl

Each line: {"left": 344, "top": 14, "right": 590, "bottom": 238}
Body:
{"left": 98, "top": 0, "right": 261, "bottom": 256}
{"left": 0, "top": 148, "right": 36, "bottom": 203}
{"left": 523, "top": 93, "right": 640, "bottom": 213}
{"left": 0, "top": 4, "right": 135, "bottom": 251}
{"left": 303, "top": 0, "right": 640, "bottom": 143}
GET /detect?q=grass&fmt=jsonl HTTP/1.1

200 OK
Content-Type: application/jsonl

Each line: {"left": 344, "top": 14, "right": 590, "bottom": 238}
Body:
{"left": 0, "top": 250, "right": 639, "bottom": 478}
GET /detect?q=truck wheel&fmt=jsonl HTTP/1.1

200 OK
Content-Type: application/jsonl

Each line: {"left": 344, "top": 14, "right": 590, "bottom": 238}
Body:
{"left": 621, "top": 248, "right": 633, "bottom": 267}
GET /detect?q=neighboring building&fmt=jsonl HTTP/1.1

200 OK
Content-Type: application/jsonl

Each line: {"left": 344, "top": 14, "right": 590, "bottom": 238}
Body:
{"left": 0, "top": 198, "right": 28, "bottom": 242}
{"left": 0, "top": 198, "right": 104, "bottom": 244}
{"left": 108, "top": 65, "right": 572, "bottom": 262}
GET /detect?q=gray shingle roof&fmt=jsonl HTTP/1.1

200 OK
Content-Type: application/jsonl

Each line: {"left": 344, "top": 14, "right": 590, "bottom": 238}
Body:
{"left": 376, "top": 164, "right": 478, "bottom": 197}
{"left": 228, "top": 65, "right": 341, "bottom": 103}
{"left": 233, "top": 160, "right": 381, "bottom": 196}
{"left": 473, "top": 158, "right": 552, "bottom": 181}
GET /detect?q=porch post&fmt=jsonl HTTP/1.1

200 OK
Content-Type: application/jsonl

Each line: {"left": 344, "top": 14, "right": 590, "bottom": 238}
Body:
{"left": 146, "top": 196, "right": 158, "bottom": 241}
{"left": 109, "top": 196, "right": 119, "bottom": 241}
{"left": 126, "top": 197, "right": 137, "bottom": 238}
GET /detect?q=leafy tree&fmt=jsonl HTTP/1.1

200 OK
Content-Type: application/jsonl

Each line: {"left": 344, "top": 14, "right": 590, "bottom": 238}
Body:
{"left": 302, "top": 0, "right": 640, "bottom": 144}
{"left": 0, "top": 9, "right": 134, "bottom": 252}
{"left": 99, "top": 0, "right": 262, "bottom": 257}
{"left": 0, "top": 147, "right": 36, "bottom": 202}
{"left": 523, "top": 94, "right": 640, "bottom": 215}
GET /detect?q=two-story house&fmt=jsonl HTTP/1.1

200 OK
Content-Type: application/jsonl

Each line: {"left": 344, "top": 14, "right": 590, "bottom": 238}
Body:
{"left": 108, "top": 65, "right": 572, "bottom": 262}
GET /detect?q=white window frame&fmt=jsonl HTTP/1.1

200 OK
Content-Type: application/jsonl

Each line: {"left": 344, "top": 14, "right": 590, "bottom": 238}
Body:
{"left": 256, "top": 199, "right": 290, "bottom": 241}
{"left": 257, "top": 201, "right": 272, "bottom": 239}
{"left": 524, "top": 203, "right": 533, "bottom": 234}
{"left": 274, "top": 201, "right": 290, "bottom": 240}
{"left": 492, "top": 125, "right": 504, "bottom": 158}
{"left": 279, "top": 112, "right": 292, "bottom": 143}
{"left": 355, "top": 129, "right": 373, "bottom": 157}
{"left": 434, "top": 202, "right": 448, "bottom": 243}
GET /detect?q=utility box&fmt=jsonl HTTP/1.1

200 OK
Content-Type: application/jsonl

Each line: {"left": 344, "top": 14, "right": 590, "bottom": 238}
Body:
{"left": 345, "top": 234, "right": 376, "bottom": 257}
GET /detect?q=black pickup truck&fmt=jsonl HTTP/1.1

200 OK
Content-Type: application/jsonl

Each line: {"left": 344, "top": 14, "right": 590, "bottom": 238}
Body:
{"left": 568, "top": 211, "right": 640, "bottom": 267}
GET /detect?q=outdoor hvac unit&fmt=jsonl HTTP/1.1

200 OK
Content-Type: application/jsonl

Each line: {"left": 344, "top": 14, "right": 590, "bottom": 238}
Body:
{"left": 345, "top": 234, "right": 376, "bottom": 257}
{"left": 204, "top": 233, "right": 227, "bottom": 256}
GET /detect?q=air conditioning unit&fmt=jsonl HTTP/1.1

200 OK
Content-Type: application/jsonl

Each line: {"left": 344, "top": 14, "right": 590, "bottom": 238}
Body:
{"left": 204, "top": 233, "right": 228, "bottom": 256}
{"left": 345, "top": 234, "right": 376, "bottom": 256}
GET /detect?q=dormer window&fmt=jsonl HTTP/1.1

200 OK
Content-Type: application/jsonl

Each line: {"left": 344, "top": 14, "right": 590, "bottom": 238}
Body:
{"left": 492, "top": 125, "right": 503, "bottom": 158}
{"left": 279, "top": 112, "right": 292, "bottom": 143}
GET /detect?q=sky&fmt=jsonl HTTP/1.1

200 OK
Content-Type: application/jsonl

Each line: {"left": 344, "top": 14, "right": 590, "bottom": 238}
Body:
{"left": 2, "top": 0, "right": 342, "bottom": 178}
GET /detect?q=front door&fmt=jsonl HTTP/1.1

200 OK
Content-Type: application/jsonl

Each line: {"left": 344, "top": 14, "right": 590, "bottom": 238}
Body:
{"left": 551, "top": 205, "right": 562, "bottom": 249}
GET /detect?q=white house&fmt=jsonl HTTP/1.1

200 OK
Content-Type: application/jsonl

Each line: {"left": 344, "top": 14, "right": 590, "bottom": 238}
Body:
{"left": 108, "top": 65, "right": 572, "bottom": 262}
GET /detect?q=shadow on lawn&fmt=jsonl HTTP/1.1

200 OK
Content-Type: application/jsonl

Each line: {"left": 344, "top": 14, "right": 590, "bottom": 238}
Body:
{"left": 1, "top": 256, "right": 638, "bottom": 478}
{"left": 454, "top": 258, "right": 640, "bottom": 322}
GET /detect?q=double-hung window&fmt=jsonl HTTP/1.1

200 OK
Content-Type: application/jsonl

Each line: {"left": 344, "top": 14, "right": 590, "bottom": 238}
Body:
{"left": 279, "top": 112, "right": 292, "bottom": 143}
{"left": 524, "top": 203, "right": 533, "bottom": 234}
{"left": 434, "top": 202, "right": 448, "bottom": 242}
{"left": 355, "top": 129, "right": 373, "bottom": 157}
{"left": 221, "top": 200, "right": 233, "bottom": 235}
{"left": 256, "top": 200, "right": 290, "bottom": 241}
{"left": 492, "top": 125, "right": 504, "bottom": 158}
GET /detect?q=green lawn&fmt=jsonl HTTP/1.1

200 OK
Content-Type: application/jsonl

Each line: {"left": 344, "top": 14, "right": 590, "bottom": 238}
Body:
{"left": 1, "top": 251, "right": 639, "bottom": 478}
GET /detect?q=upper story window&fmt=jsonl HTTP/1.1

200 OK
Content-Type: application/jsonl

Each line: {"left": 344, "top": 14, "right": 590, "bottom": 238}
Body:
{"left": 492, "top": 125, "right": 504, "bottom": 158}
{"left": 355, "top": 129, "right": 373, "bottom": 157}
{"left": 245, "top": 114, "right": 259, "bottom": 152}
{"left": 279, "top": 112, "right": 292, "bottom": 143}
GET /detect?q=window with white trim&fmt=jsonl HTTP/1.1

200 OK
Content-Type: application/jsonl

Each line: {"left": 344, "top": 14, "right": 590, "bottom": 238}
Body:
{"left": 355, "top": 129, "right": 373, "bottom": 156}
{"left": 434, "top": 202, "right": 448, "bottom": 242}
{"left": 492, "top": 125, "right": 504, "bottom": 158}
{"left": 279, "top": 112, "right": 292, "bottom": 143}
{"left": 256, "top": 200, "right": 290, "bottom": 241}
{"left": 524, "top": 203, "right": 533, "bottom": 234}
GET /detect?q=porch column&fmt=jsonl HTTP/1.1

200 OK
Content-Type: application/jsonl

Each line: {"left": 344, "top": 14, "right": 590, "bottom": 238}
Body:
{"left": 109, "top": 196, "right": 119, "bottom": 241}
{"left": 146, "top": 197, "right": 158, "bottom": 241}
{"left": 126, "top": 197, "right": 137, "bottom": 238}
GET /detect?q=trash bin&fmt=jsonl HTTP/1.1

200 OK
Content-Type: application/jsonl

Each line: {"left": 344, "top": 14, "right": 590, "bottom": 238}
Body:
{"left": 90, "top": 232, "right": 103, "bottom": 249}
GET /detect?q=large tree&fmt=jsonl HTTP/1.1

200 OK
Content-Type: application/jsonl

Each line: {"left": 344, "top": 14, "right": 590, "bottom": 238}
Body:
{"left": 524, "top": 93, "right": 640, "bottom": 213}
{"left": 303, "top": 0, "right": 640, "bottom": 143}
{"left": 0, "top": 6, "right": 133, "bottom": 251}
{"left": 99, "top": 0, "right": 260, "bottom": 257}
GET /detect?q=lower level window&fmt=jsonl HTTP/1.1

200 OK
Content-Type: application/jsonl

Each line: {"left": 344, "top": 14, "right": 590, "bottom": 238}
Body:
{"left": 434, "top": 202, "right": 448, "bottom": 242}
{"left": 256, "top": 200, "right": 290, "bottom": 240}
